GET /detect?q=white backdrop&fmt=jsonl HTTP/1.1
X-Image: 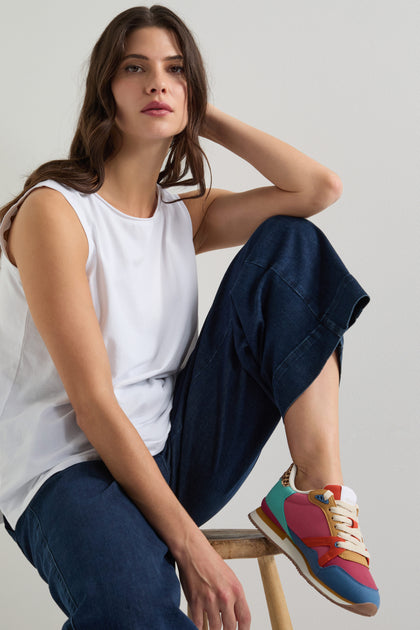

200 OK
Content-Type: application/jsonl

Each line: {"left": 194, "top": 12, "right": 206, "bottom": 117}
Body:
{"left": 1, "top": 1, "right": 419, "bottom": 628}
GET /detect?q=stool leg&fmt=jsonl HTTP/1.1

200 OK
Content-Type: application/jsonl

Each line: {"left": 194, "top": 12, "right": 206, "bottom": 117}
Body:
{"left": 187, "top": 604, "right": 209, "bottom": 630}
{"left": 258, "top": 555, "right": 293, "bottom": 630}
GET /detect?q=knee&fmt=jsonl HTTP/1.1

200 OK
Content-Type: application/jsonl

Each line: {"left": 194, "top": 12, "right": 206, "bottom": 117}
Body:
{"left": 252, "top": 215, "right": 321, "bottom": 249}
{"left": 245, "top": 215, "right": 323, "bottom": 269}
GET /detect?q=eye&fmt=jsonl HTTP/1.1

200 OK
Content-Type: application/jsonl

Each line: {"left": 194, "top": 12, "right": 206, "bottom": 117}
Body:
{"left": 124, "top": 64, "right": 144, "bottom": 73}
{"left": 168, "top": 65, "right": 185, "bottom": 75}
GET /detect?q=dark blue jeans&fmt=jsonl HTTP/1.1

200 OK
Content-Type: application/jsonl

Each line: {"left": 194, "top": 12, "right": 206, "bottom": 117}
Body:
{"left": 4, "top": 216, "right": 369, "bottom": 629}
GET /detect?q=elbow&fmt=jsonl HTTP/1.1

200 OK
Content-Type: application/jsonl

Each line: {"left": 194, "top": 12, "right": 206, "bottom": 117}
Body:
{"left": 313, "top": 172, "right": 343, "bottom": 212}
{"left": 328, "top": 171, "right": 343, "bottom": 203}
{"left": 305, "top": 171, "right": 343, "bottom": 216}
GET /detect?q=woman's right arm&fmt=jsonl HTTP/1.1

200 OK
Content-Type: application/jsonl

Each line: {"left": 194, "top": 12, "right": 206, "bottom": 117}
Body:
{"left": 7, "top": 188, "right": 251, "bottom": 630}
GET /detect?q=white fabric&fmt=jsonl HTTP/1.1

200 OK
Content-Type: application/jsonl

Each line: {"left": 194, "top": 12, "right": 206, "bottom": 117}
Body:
{"left": 340, "top": 484, "right": 357, "bottom": 506}
{"left": 0, "top": 180, "right": 198, "bottom": 528}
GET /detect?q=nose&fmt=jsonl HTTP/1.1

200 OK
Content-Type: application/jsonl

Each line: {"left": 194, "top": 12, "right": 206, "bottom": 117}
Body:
{"left": 149, "top": 85, "right": 166, "bottom": 94}
{"left": 145, "top": 69, "right": 167, "bottom": 95}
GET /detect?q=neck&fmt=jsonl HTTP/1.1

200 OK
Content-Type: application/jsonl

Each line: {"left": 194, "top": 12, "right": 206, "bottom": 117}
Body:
{"left": 99, "top": 137, "right": 171, "bottom": 218}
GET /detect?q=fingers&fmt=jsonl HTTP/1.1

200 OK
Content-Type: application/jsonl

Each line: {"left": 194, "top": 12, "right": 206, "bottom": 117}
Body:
{"left": 217, "top": 587, "right": 251, "bottom": 630}
{"left": 217, "top": 604, "right": 236, "bottom": 630}
{"left": 190, "top": 591, "right": 251, "bottom": 630}
{"left": 190, "top": 594, "right": 221, "bottom": 630}
{"left": 206, "top": 608, "right": 222, "bottom": 630}
{"left": 235, "top": 598, "right": 252, "bottom": 630}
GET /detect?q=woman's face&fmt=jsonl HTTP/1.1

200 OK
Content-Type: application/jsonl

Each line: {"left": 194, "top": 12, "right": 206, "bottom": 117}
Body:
{"left": 111, "top": 27, "right": 188, "bottom": 144}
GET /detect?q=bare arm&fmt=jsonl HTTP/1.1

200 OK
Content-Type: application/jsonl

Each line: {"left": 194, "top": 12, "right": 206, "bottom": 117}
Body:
{"left": 8, "top": 187, "right": 251, "bottom": 630}
{"left": 182, "top": 104, "right": 342, "bottom": 253}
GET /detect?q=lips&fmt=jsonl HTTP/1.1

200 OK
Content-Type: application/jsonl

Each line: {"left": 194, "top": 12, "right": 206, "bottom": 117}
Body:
{"left": 141, "top": 101, "right": 173, "bottom": 113}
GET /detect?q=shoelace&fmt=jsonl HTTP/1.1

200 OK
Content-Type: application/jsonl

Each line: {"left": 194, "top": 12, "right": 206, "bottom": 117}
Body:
{"left": 324, "top": 490, "right": 370, "bottom": 560}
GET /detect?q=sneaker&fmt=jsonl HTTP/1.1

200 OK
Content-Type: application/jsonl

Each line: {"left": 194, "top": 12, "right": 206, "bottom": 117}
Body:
{"left": 249, "top": 464, "right": 379, "bottom": 616}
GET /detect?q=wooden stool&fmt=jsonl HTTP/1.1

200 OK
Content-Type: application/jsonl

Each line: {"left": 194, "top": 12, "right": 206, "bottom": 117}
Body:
{"left": 187, "top": 529, "right": 293, "bottom": 630}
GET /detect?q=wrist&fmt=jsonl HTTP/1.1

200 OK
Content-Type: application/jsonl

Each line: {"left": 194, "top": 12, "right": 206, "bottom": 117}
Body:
{"left": 200, "top": 104, "right": 226, "bottom": 143}
{"left": 170, "top": 521, "right": 209, "bottom": 564}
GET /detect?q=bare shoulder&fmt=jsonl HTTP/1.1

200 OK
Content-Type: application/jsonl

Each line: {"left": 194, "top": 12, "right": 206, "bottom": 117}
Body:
{"left": 12, "top": 186, "right": 77, "bottom": 226}
{"left": 8, "top": 186, "right": 88, "bottom": 266}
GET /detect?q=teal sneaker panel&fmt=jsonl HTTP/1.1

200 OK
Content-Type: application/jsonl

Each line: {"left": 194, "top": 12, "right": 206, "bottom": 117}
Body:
{"left": 265, "top": 480, "right": 295, "bottom": 537}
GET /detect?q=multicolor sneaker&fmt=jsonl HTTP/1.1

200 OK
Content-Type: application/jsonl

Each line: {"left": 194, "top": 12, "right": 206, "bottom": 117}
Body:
{"left": 249, "top": 464, "right": 379, "bottom": 616}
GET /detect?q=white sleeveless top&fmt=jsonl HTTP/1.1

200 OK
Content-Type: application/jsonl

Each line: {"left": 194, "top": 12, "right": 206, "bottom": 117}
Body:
{"left": 0, "top": 180, "right": 198, "bottom": 529}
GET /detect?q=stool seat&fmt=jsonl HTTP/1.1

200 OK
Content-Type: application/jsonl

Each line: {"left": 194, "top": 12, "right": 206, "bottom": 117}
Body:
{"left": 201, "top": 528, "right": 283, "bottom": 558}
{"left": 187, "top": 528, "right": 293, "bottom": 630}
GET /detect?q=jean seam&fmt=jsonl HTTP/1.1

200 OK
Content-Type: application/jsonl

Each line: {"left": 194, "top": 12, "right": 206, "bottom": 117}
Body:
{"left": 27, "top": 506, "right": 78, "bottom": 622}
{"left": 322, "top": 274, "right": 361, "bottom": 335}
{"left": 244, "top": 259, "right": 352, "bottom": 334}
{"left": 244, "top": 259, "right": 321, "bottom": 319}
{"left": 272, "top": 325, "right": 342, "bottom": 418}
{"left": 272, "top": 321, "right": 339, "bottom": 383}
{"left": 188, "top": 325, "right": 231, "bottom": 385}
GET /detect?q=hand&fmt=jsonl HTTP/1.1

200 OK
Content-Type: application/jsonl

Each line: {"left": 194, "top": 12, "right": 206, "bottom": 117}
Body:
{"left": 176, "top": 530, "right": 251, "bottom": 629}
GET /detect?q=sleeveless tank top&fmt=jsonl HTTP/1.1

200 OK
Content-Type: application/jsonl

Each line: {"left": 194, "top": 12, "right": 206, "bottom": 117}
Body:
{"left": 0, "top": 180, "right": 198, "bottom": 528}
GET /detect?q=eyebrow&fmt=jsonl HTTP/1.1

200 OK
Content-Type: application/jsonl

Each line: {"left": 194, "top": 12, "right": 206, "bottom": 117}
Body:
{"left": 121, "top": 54, "right": 183, "bottom": 62}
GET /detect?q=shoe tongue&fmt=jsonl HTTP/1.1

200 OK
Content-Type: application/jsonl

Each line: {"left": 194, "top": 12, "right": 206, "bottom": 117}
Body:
{"left": 324, "top": 484, "right": 357, "bottom": 505}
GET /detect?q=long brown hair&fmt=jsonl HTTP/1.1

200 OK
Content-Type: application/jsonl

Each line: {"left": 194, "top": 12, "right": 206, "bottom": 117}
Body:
{"left": 0, "top": 5, "right": 210, "bottom": 223}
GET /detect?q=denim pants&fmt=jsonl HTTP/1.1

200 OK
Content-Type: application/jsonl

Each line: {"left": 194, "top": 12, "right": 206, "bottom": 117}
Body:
{"left": 4, "top": 216, "right": 369, "bottom": 629}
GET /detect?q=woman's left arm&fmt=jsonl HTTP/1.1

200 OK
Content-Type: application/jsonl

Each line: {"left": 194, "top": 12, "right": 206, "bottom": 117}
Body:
{"left": 184, "top": 104, "right": 342, "bottom": 253}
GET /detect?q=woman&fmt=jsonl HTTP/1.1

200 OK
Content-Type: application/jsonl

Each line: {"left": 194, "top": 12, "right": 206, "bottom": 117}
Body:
{"left": 0, "top": 5, "right": 379, "bottom": 629}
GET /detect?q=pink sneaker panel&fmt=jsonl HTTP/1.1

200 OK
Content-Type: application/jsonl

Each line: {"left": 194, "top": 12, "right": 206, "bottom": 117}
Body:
{"left": 325, "top": 555, "right": 377, "bottom": 589}
{"left": 284, "top": 494, "right": 330, "bottom": 538}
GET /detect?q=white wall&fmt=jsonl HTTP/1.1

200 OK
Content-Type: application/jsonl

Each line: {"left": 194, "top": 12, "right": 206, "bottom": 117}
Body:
{"left": 1, "top": 1, "right": 419, "bottom": 628}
